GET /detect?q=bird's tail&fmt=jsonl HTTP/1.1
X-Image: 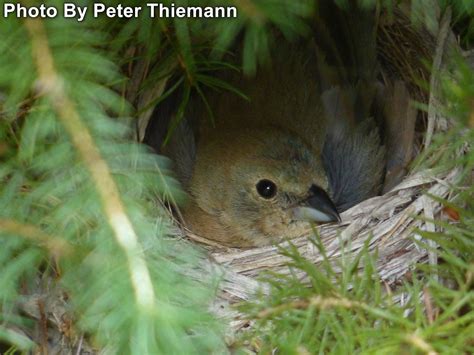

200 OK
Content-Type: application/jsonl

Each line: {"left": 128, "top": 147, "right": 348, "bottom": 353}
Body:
{"left": 313, "top": 2, "right": 388, "bottom": 210}
{"left": 314, "top": 0, "right": 380, "bottom": 124}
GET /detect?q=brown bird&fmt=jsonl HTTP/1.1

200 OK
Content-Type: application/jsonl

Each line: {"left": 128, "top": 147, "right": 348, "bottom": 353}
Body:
{"left": 181, "top": 126, "right": 341, "bottom": 247}
{"left": 145, "top": 4, "right": 414, "bottom": 247}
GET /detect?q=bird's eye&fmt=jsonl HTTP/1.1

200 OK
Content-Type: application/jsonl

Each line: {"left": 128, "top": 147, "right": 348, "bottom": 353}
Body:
{"left": 256, "top": 179, "right": 277, "bottom": 199}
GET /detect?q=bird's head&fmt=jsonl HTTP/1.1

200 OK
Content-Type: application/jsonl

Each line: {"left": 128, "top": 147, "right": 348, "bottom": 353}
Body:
{"left": 186, "top": 126, "right": 340, "bottom": 247}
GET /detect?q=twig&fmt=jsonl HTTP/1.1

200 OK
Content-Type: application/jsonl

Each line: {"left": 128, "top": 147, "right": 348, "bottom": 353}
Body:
{"left": 423, "top": 287, "right": 435, "bottom": 325}
{"left": 24, "top": 18, "right": 156, "bottom": 310}
{"left": 424, "top": 8, "right": 452, "bottom": 149}
{"left": 75, "top": 334, "right": 84, "bottom": 355}
{"left": 0, "top": 218, "right": 71, "bottom": 256}
{"left": 256, "top": 295, "right": 359, "bottom": 320}
{"left": 405, "top": 333, "right": 438, "bottom": 355}
{"left": 36, "top": 298, "right": 48, "bottom": 355}
{"left": 422, "top": 195, "right": 439, "bottom": 282}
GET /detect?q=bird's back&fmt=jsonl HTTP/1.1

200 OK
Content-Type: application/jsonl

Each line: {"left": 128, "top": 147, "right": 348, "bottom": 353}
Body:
{"left": 195, "top": 40, "right": 327, "bottom": 157}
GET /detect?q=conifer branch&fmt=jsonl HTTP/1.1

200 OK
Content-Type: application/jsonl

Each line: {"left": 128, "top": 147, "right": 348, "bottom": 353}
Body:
{"left": 256, "top": 294, "right": 413, "bottom": 326}
{"left": 405, "top": 333, "right": 438, "bottom": 355}
{"left": 256, "top": 295, "right": 358, "bottom": 319}
{"left": 0, "top": 218, "right": 70, "bottom": 256}
{"left": 23, "top": 18, "right": 156, "bottom": 310}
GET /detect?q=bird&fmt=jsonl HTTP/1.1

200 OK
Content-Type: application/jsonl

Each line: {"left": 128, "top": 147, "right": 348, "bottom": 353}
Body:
{"left": 180, "top": 126, "right": 341, "bottom": 247}
{"left": 144, "top": 3, "right": 415, "bottom": 248}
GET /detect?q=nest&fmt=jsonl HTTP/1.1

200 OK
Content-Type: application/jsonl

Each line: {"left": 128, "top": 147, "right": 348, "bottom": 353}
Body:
{"left": 207, "top": 167, "right": 460, "bottom": 332}
{"left": 130, "top": 4, "right": 461, "bottom": 337}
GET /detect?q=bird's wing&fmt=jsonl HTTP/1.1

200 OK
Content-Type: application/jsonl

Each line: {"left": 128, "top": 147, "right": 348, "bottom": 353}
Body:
{"left": 143, "top": 85, "right": 198, "bottom": 189}
{"left": 321, "top": 88, "right": 386, "bottom": 211}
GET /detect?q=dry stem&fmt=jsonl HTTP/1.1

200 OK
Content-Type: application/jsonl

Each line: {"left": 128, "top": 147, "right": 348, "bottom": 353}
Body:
{"left": 24, "top": 18, "right": 156, "bottom": 310}
{"left": 0, "top": 218, "right": 71, "bottom": 256}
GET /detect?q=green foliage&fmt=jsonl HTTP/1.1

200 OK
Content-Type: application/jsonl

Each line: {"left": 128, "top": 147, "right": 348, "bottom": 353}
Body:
{"left": 240, "top": 208, "right": 473, "bottom": 353}
{"left": 0, "top": 0, "right": 473, "bottom": 353}
{"left": 0, "top": 3, "right": 224, "bottom": 353}
{"left": 0, "top": 0, "right": 321, "bottom": 351}
{"left": 441, "top": 0, "right": 474, "bottom": 48}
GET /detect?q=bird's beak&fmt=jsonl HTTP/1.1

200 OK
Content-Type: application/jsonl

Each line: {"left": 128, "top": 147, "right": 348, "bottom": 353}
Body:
{"left": 291, "top": 184, "right": 341, "bottom": 223}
